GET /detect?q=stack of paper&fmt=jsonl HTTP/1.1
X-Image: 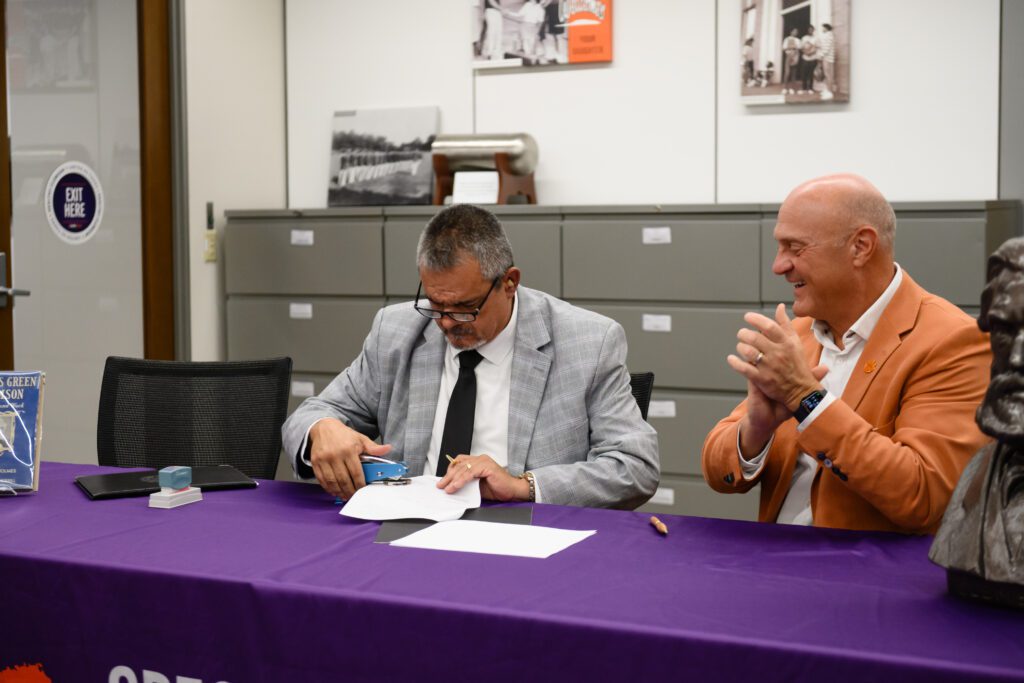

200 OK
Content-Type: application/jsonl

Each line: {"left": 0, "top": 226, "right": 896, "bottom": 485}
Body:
{"left": 390, "top": 520, "right": 595, "bottom": 559}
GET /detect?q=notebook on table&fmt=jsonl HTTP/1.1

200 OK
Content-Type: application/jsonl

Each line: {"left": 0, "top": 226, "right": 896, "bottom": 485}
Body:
{"left": 75, "top": 465, "right": 258, "bottom": 500}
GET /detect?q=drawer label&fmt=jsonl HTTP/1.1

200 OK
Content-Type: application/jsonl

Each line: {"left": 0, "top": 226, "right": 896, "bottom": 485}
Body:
{"left": 642, "top": 314, "right": 672, "bottom": 332}
{"left": 289, "top": 302, "right": 313, "bottom": 319}
{"left": 650, "top": 487, "right": 675, "bottom": 506}
{"left": 642, "top": 226, "right": 672, "bottom": 245}
{"left": 291, "top": 229, "right": 315, "bottom": 246}
{"left": 291, "top": 380, "right": 316, "bottom": 397}
{"left": 647, "top": 400, "right": 677, "bottom": 418}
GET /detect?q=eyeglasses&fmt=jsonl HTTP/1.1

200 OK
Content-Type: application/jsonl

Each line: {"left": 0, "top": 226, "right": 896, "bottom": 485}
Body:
{"left": 414, "top": 277, "right": 500, "bottom": 322}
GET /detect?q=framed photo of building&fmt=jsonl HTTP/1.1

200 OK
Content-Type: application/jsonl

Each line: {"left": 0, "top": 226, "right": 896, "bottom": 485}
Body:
{"left": 472, "top": 0, "right": 613, "bottom": 69}
{"left": 740, "top": 0, "right": 849, "bottom": 105}
{"left": 327, "top": 107, "right": 438, "bottom": 207}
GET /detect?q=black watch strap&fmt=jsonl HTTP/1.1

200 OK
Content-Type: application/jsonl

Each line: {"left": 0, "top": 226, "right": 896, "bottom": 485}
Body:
{"left": 794, "top": 389, "right": 827, "bottom": 423}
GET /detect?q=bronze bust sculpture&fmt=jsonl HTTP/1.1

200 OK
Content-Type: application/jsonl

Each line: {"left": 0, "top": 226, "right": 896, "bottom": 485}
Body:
{"left": 930, "top": 237, "right": 1024, "bottom": 609}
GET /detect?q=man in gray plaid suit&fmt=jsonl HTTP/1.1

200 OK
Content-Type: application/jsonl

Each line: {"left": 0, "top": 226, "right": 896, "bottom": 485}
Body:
{"left": 282, "top": 204, "right": 658, "bottom": 509}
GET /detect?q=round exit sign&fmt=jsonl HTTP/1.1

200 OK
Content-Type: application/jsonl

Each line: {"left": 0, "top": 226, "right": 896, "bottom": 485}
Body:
{"left": 44, "top": 161, "right": 104, "bottom": 245}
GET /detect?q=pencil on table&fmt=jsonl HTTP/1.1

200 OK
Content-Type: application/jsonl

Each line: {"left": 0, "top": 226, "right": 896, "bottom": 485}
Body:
{"left": 650, "top": 516, "right": 668, "bottom": 535}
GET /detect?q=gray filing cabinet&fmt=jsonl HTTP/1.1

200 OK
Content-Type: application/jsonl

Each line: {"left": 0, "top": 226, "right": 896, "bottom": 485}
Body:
{"left": 224, "top": 201, "right": 1018, "bottom": 521}
{"left": 562, "top": 206, "right": 762, "bottom": 521}
{"left": 224, "top": 208, "right": 386, "bottom": 479}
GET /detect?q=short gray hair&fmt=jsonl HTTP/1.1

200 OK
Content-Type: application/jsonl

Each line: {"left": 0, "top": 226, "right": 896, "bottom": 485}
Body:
{"left": 416, "top": 204, "right": 514, "bottom": 280}
{"left": 832, "top": 190, "right": 897, "bottom": 252}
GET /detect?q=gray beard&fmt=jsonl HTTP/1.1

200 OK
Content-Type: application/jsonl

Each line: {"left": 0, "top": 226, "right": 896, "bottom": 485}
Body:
{"left": 977, "top": 389, "right": 1024, "bottom": 447}
{"left": 445, "top": 335, "right": 485, "bottom": 352}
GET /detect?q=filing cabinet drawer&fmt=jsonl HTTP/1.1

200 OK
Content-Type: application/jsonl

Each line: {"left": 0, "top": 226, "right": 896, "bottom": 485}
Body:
{"left": 639, "top": 474, "right": 759, "bottom": 522}
{"left": 761, "top": 214, "right": 992, "bottom": 308}
{"left": 227, "top": 297, "right": 383, "bottom": 374}
{"left": 285, "top": 372, "right": 338, "bottom": 416}
{"left": 225, "top": 218, "right": 384, "bottom": 296}
{"left": 384, "top": 219, "right": 562, "bottom": 297}
{"left": 575, "top": 303, "right": 747, "bottom": 391}
{"left": 647, "top": 390, "right": 745, "bottom": 476}
{"left": 895, "top": 216, "right": 987, "bottom": 307}
{"left": 563, "top": 218, "right": 760, "bottom": 302}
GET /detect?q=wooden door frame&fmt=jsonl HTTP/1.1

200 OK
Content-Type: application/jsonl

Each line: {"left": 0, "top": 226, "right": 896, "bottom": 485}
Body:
{"left": 138, "top": 0, "right": 176, "bottom": 360}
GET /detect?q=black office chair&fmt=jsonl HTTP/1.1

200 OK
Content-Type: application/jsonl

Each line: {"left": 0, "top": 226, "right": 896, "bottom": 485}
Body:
{"left": 629, "top": 372, "right": 655, "bottom": 421}
{"left": 97, "top": 356, "right": 292, "bottom": 479}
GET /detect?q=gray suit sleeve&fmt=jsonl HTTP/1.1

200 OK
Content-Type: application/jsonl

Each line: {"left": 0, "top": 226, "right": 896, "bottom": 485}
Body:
{"left": 532, "top": 322, "right": 660, "bottom": 510}
{"left": 281, "top": 307, "right": 385, "bottom": 477}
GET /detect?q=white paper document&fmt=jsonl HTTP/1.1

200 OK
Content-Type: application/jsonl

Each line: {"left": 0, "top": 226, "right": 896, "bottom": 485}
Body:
{"left": 340, "top": 476, "right": 481, "bottom": 522}
{"left": 452, "top": 171, "right": 499, "bottom": 204}
{"left": 389, "top": 520, "right": 596, "bottom": 559}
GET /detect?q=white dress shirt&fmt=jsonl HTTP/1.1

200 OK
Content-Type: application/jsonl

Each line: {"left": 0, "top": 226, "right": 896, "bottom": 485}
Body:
{"left": 424, "top": 294, "right": 541, "bottom": 500}
{"left": 739, "top": 265, "right": 904, "bottom": 525}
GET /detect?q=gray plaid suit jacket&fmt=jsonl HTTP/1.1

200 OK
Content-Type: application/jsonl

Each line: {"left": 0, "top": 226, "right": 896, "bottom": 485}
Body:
{"left": 281, "top": 286, "right": 659, "bottom": 509}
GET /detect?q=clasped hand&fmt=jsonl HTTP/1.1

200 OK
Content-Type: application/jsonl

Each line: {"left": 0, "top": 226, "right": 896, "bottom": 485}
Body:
{"left": 726, "top": 304, "right": 828, "bottom": 455}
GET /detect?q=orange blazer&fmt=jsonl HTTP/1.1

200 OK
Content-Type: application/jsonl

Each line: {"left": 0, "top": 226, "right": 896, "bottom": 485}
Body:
{"left": 701, "top": 273, "right": 991, "bottom": 534}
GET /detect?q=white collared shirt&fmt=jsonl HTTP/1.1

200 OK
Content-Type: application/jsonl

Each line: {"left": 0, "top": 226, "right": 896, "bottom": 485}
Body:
{"left": 739, "top": 265, "right": 904, "bottom": 525}
{"left": 424, "top": 294, "right": 521, "bottom": 479}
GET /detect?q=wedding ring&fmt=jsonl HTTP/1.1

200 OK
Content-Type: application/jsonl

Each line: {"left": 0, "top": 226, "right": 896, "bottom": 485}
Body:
{"left": 752, "top": 351, "right": 764, "bottom": 367}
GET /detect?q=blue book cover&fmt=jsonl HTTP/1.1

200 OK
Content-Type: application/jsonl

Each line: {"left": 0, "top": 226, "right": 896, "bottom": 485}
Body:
{"left": 0, "top": 371, "right": 45, "bottom": 493}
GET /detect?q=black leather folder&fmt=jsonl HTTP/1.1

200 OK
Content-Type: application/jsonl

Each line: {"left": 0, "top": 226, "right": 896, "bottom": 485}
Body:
{"left": 75, "top": 465, "right": 258, "bottom": 500}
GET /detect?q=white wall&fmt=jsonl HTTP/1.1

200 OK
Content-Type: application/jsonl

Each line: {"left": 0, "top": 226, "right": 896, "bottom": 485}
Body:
{"left": 474, "top": 0, "right": 717, "bottom": 205}
{"left": 286, "top": 0, "right": 474, "bottom": 208}
{"left": 1001, "top": 0, "right": 1024, "bottom": 233}
{"left": 717, "top": 0, "right": 1000, "bottom": 203}
{"left": 285, "top": 0, "right": 1001, "bottom": 207}
{"left": 185, "top": 0, "right": 287, "bottom": 360}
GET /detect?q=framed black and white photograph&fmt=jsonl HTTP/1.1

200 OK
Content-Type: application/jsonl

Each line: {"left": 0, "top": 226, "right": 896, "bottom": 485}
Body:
{"left": 327, "top": 106, "right": 438, "bottom": 206}
{"left": 740, "top": 0, "right": 849, "bottom": 105}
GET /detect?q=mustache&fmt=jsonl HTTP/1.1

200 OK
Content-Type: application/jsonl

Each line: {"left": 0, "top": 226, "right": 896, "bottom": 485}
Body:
{"left": 987, "top": 374, "right": 1024, "bottom": 395}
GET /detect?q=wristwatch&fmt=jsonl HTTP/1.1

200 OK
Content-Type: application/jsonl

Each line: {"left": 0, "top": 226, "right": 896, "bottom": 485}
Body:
{"left": 793, "top": 388, "right": 827, "bottom": 423}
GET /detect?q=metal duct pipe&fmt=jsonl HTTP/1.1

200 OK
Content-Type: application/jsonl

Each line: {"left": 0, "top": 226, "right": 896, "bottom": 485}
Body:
{"left": 431, "top": 133, "right": 538, "bottom": 176}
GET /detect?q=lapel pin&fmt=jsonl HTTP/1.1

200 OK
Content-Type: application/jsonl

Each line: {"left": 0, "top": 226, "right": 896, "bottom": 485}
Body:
{"left": 864, "top": 360, "right": 878, "bottom": 374}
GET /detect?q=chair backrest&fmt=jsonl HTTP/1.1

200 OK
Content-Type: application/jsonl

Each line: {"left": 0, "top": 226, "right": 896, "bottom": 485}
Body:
{"left": 629, "top": 371, "right": 655, "bottom": 421}
{"left": 97, "top": 357, "right": 292, "bottom": 479}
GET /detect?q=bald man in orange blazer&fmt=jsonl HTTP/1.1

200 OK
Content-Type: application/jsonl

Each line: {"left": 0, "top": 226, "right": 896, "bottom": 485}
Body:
{"left": 701, "top": 174, "right": 991, "bottom": 534}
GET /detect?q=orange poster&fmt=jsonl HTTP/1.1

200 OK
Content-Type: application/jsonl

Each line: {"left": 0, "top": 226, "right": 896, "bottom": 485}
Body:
{"left": 472, "top": 0, "right": 613, "bottom": 68}
{"left": 565, "top": 0, "right": 613, "bottom": 64}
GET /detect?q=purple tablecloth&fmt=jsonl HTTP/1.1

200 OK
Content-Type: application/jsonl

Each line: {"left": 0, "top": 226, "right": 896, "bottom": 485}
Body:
{"left": 1, "top": 462, "right": 1022, "bottom": 682}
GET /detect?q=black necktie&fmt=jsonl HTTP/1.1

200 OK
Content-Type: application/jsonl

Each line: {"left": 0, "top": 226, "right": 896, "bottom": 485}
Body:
{"left": 436, "top": 350, "right": 484, "bottom": 476}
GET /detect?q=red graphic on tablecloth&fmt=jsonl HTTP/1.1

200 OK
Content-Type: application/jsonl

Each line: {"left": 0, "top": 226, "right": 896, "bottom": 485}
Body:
{"left": 0, "top": 664, "right": 52, "bottom": 683}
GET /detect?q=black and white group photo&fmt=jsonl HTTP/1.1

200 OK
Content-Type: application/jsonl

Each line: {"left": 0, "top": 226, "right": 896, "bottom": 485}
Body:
{"left": 472, "top": 0, "right": 568, "bottom": 66}
{"left": 740, "top": 0, "right": 849, "bottom": 104}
